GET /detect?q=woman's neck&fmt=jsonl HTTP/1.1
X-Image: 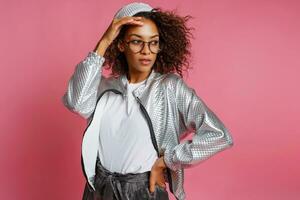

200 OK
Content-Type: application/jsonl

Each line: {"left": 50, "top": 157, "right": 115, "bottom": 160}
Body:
{"left": 127, "top": 69, "right": 152, "bottom": 83}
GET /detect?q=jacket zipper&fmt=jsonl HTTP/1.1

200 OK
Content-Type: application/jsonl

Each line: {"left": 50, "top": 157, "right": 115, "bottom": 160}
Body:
{"left": 82, "top": 88, "right": 173, "bottom": 194}
{"left": 135, "top": 96, "right": 174, "bottom": 194}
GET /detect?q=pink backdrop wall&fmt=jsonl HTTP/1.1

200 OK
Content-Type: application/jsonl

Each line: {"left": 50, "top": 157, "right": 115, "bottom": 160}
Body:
{"left": 1, "top": 0, "right": 299, "bottom": 199}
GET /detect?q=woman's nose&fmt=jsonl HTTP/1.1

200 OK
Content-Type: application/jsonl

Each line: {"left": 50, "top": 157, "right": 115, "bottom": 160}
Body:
{"left": 140, "top": 43, "right": 151, "bottom": 54}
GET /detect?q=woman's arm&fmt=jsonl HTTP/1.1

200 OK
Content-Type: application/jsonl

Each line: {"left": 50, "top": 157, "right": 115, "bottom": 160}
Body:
{"left": 61, "top": 40, "right": 108, "bottom": 119}
{"left": 163, "top": 78, "right": 234, "bottom": 171}
{"left": 61, "top": 17, "right": 145, "bottom": 120}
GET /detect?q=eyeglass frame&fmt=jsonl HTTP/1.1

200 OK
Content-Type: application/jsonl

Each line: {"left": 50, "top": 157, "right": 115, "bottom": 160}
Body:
{"left": 122, "top": 39, "right": 162, "bottom": 54}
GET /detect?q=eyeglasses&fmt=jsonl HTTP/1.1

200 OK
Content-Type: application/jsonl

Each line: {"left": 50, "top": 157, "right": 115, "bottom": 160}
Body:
{"left": 123, "top": 39, "right": 161, "bottom": 54}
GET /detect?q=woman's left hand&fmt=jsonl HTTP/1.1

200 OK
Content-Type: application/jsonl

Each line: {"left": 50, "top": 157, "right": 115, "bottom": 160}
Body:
{"left": 149, "top": 156, "right": 167, "bottom": 193}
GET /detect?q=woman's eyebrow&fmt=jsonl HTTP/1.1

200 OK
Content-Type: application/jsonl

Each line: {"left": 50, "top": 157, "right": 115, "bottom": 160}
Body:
{"left": 128, "top": 34, "right": 159, "bottom": 38}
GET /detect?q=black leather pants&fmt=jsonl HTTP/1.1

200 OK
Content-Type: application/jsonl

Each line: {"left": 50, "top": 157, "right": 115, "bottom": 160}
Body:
{"left": 82, "top": 157, "right": 169, "bottom": 200}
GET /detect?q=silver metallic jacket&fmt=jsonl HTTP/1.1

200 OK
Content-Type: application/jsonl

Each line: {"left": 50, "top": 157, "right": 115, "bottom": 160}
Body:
{"left": 62, "top": 51, "right": 234, "bottom": 200}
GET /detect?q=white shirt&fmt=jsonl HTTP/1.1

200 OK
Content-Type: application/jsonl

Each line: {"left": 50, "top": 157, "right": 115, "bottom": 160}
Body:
{"left": 97, "top": 77, "right": 158, "bottom": 174}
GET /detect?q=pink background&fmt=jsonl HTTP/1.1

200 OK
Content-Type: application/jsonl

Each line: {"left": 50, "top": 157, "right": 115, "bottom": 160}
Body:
{"left": 1, "top": 0, "right": 299, "bottom": 199}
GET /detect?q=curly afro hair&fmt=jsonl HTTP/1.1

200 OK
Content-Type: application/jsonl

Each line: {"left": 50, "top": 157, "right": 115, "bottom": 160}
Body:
{"left": 95, "top": 7, "right": 195, "bottom": 78}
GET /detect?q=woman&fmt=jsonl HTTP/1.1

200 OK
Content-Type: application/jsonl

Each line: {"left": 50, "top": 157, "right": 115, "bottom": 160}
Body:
{"left": 62, "top": 2, "right": 234, "bottom": 200}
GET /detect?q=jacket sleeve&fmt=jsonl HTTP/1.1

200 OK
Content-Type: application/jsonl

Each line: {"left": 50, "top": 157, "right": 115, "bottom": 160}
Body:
{"left": 163, "top": 77, "right": 234, "bottom": 171}
{"left": 61, "top": 51, "right": 105, "bottom": 119}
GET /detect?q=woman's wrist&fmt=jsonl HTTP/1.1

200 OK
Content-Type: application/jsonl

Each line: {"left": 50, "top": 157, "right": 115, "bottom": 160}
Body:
{"left": 157, "top": 156, "right": 167, "bottom": 169}
{"left": 95, "top": 38, "right": 110, "bottom": 56}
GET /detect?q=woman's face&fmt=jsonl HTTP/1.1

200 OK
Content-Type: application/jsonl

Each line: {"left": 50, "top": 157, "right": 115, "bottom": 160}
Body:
{"left": 118, "top": 17, "right": 159, "bottom": 76}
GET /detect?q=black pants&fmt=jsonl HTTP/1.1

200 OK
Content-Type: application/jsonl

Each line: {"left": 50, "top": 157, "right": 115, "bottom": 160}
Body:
{"left": 82, "top": 157, "right": 170, "bottom": 200}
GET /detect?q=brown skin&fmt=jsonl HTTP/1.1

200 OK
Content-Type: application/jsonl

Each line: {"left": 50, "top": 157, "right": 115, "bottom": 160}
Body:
{"left": 150, "top": 156, "right": 167, "bottom": 193}
{"left": 117, "top": 18, "right": 159, "bottom": 83}
{"left": 95, "top": 16, "right": 144, "bottom": 57}
{"left": 95, "top": 16, "right": 167, "bottom": 193}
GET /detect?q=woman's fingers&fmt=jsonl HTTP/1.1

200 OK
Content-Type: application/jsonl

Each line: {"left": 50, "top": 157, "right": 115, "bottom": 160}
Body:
{"left": 158, "top": 182, "right": 166, "bottom": 188}
{"left": 149, "top": 167, "right": 167, "bottom": 193}
{"left": 149, "top": 170, "right": 156, "bottom": 193}
{"left": 97, "top": 16, "right": 144, "bottom": 53}
{"left": 115, "top": 16, "right": 144, "bottom": 27}
{"left": 107, "top": 17, "right": 143, "bottom": 41}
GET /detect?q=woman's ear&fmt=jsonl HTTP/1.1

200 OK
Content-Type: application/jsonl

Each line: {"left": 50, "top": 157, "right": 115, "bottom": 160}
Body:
{"left": 117, "top": 40, "right": 125, "bottom": 52}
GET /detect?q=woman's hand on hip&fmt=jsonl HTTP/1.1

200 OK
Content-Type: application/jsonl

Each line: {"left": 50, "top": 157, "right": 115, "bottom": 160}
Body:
{"left": 149, "top": 156, "right": 167, "bottom": 193}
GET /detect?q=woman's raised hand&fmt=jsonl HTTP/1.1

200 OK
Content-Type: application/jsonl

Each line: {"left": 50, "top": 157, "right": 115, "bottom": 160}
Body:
{"left": 95, "top": 16, "right": 144, "bottom": 56}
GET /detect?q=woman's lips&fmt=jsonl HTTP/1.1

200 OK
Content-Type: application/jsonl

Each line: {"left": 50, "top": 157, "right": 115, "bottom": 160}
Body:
{"left": 139, "top": 59, "right": 151, "bottom": 65}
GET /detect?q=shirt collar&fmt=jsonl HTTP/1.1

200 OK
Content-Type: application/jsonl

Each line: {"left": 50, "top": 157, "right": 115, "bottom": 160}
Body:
{"left": 119, "top": 68, "right": 156, "bottom": 89}
{"left": 118, "top": 68, "right": 157, "bottom": 98}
